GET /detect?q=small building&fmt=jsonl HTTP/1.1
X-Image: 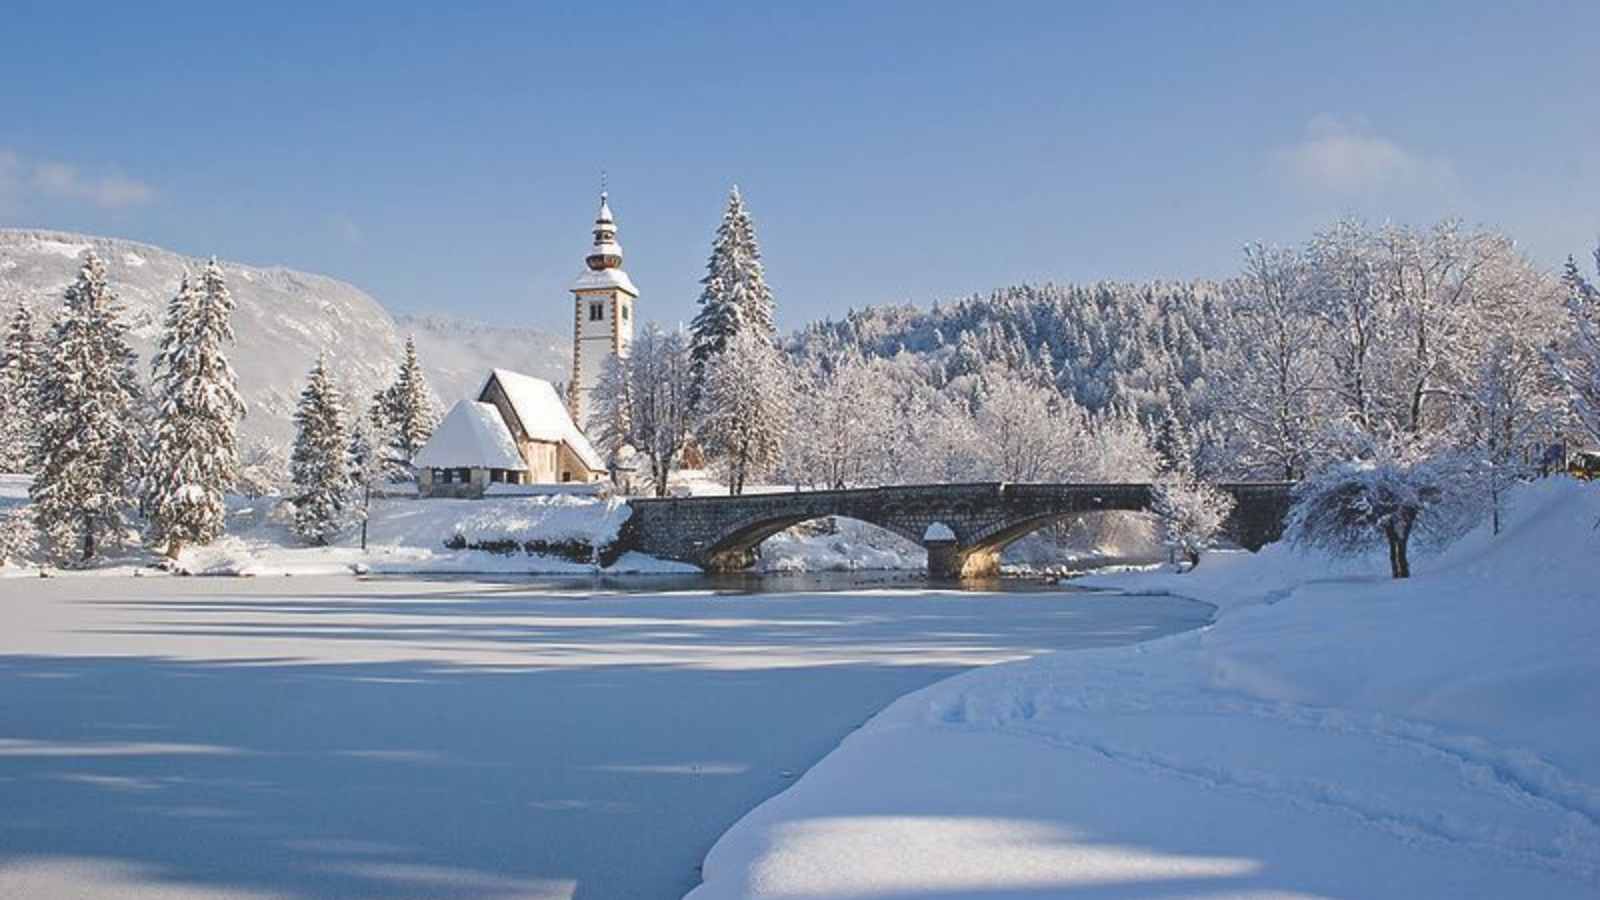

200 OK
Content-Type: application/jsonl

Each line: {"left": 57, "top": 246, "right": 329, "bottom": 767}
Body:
{"left": 415, "top": 369, "right": 607, "bottom": 497}
{"left": 413, "top": 400, "right": 528, "bottom": 497}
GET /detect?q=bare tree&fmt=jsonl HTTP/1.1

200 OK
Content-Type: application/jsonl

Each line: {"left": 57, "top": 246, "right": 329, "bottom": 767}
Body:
{"left": 1217, "top": 243, "right": 1328, "bottom": 479}
{"left": 592, "top": 325, "right": 696, "bottom": 497}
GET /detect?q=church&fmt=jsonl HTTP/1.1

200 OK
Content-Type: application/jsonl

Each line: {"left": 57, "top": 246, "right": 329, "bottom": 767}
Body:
{"left": 413, "top": 192, "right": 635, "bottom": 497}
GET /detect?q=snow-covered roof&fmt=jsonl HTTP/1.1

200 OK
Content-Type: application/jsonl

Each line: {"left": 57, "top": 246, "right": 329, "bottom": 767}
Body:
{"left": 414, "top": 400, "right": 527, "bottom": 471}
{"left": 480, "top": 369, "right": 607, "bottom": 472}
{"left": 571, "top": 265, "right": 638, "bottom": 296}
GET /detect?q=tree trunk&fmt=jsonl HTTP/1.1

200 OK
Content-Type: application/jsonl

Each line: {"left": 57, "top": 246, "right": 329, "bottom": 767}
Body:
{"left": 1384, "top": 524, "right": 1411, "bottom": 579}
{"left": 81, "top": 521, "right": 95, "bottom": 563}
{"left": 1184, "top": 547, "right": 1201, "bottom": 569}
{"left": 165, "top": 539, "right": 182, "bottom": 561}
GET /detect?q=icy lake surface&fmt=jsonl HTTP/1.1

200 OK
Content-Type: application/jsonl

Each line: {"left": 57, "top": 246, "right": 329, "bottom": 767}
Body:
{"left": 0, "top": 574, "right": 1210, "bottom": 899}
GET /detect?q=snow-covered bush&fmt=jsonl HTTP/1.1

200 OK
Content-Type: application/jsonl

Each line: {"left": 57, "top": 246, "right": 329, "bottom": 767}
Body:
{"left": 1150, "top": 476, "right": 1236, "bottom": 569}
{"left": 1286, "top": 454, "right": 1479, "bottom": 578}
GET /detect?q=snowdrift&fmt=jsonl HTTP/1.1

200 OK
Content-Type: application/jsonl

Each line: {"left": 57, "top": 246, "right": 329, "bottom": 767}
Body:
{"left": 688, "top": 478, "right": 1600, "bottom": 899}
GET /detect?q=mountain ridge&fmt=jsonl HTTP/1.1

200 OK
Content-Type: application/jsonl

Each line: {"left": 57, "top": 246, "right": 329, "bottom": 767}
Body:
{"left": 0, "top": 228, "right": 568, "bottom": 444}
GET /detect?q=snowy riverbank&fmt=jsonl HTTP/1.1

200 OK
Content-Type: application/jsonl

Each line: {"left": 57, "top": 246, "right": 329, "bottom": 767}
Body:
{"left": 688, "top": 478, "right": 1600, "bottom": 898}
{"left": 179, "top": 494, "right": 697, "bottom": 577}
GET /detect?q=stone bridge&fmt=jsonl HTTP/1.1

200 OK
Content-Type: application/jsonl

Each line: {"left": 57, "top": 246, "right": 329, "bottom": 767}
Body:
{"left": 618, "top": 482, "right": 1294, "bottom": 578}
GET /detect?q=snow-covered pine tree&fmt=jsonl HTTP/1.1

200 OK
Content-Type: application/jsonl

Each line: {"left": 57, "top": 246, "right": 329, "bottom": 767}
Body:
{"left": 688, "top": 186, "right": 776, "bottom": 405}
{"left": 0, "top": 303, "right": 44, "bottom": 473}
{"left": 368, "top": 337, "right": 438, "bottom": 481}
{"left": 700, "top": 329, "right": 792, "bottom": 495}
{"left": 347, "top": 406, "right": 385, "bottom": 550}
{"left": 1151, "top": 402, "right": 1195, "bottom": 477}
{"left": 1554, "top": 248, "right": 1600, "bottom": 445}
{"left": 30, "top": 252, "right": 143, "bottom": 563}
{"left": 145, "top": 261, "right": 246, "bottom": 559}
{"left": 290, "top": 355, "right": 351, "bottom": 545}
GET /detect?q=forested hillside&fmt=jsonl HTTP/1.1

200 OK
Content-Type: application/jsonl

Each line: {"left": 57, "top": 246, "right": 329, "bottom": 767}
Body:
{"left": 782, "top": 220, "right": 1581, "bottom": 494}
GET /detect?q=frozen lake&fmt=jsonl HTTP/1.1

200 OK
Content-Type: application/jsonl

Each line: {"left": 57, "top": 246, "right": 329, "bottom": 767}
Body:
{"left": 0, "top": 574, "right": 1210, "bottom": 899}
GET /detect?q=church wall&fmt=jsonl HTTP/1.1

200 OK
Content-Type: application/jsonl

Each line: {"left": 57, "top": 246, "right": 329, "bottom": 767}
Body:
{"left": 520, "top": 440, "right": 560, "bottom": 483}
{"left": 556, "top": 443, "right": 601, "bottom": 484}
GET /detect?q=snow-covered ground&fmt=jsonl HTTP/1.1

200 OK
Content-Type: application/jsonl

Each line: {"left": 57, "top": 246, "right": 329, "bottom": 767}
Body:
{"left": 0, "top": 493, "right": 695, "bottom": 578}
{"left": 690, "top": 478, "right": 1600, "bottom": 899}
{"left": 0, "top": 576, "right": 1207, "bottom": 899}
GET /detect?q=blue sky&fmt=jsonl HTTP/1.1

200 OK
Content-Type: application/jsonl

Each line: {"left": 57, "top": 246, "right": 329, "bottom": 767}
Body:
{"left": 2, "top": 2, "right": 1596, "bottom": 334}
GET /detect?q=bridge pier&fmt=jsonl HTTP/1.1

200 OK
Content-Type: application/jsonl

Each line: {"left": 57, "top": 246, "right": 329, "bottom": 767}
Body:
{"left": 925, "top": 540, "right": 999, "bottom": 579}
{"left": 702, "top": 547, "right": 757, "bottom": 573}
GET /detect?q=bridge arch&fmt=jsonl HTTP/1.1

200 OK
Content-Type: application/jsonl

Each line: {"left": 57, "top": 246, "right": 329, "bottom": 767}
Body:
{"left": 701, "top": 510, "right": 930, "bottom": 571}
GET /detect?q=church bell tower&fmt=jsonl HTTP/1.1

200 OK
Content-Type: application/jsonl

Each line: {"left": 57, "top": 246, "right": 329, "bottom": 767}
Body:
{"left": 568, "top": 191, "right": 638, "bottom": 429}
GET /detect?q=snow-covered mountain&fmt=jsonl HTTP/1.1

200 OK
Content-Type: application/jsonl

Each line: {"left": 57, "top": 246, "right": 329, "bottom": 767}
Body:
{"left": 0, "top": 230, "right": 567, "bottom": 444}
{"left": 395, "top": 313, "right": 569, "bottom": 401}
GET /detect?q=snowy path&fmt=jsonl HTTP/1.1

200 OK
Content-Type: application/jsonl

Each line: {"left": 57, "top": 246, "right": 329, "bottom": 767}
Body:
{"left": 0, "top": 576, "right": 1208, "bottom": 899}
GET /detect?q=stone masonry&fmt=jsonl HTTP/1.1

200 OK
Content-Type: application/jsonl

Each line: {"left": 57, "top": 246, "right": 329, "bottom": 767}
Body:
{"left": 617, "top": 482, "right": 1294, "bottom": 578}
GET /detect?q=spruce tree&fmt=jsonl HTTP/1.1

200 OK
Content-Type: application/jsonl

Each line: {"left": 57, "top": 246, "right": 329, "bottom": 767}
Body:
{"left": 689, "top": 186, "right": 776, "bottom": 405}
{"left": 0, "top": 303, "right": 44, "bottom": 473}
{"left": 145, "top": 261, "right": 246, "bottom": 559}
{"left": 369, "top": 336, "right": 438, "bottom": 481}
{"left": 290, "top": 354, "right": 351, "bottom": 545}
{"left": 347, "top": 406, "right": 385, "bottom": 550}
{"left": 31, "top": 252, "right": 143, "bottom": 563}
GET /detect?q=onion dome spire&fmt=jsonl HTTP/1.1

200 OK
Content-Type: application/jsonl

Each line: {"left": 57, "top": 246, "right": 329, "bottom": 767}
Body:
{"left": 585, "top": 192, "right": 624, "bottom": 271}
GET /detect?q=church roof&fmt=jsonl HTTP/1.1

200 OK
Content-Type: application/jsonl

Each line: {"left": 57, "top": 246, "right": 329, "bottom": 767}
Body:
{"left": 413, "top": 400, "right": 527, "bottom": 471}
{"left": 479, "top": 369, "right": 607, "bottom": 472}
{"left": 571, "top": 266, "right": 639, "bottom": 296}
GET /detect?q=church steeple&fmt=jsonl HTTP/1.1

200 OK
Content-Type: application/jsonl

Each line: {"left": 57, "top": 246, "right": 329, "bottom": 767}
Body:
{"left": 568, "top": 188, "right": 639, "bottom": 429}
{"left": 586, "top": 192, "right": 624, "bottom": 271}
